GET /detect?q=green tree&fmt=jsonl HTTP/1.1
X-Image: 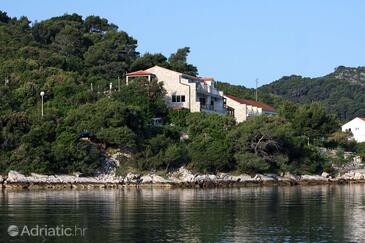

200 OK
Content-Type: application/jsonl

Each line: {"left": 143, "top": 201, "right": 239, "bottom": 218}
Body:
{"left": 0, "top": 11, "right": 11, "bottom": 23}
{"left": 131, "top": 53, "right": 169, "bottom": 71}
{"left": 168, "top": 47, "right": 198, "bottom": 76}
{"left": 235, "top": 152, "right": 269, "bottom": 174}
{"left": 84, "top": 15, "right": 117, "bottom": 33}
{"left": 229, "top": 116, "right": 293, "bottom": 173}
{"left": 84, "top": 31, "right": 138, "bottom": 78}
{"left": 292, "top": 102, "right": 339, "bottom": 140}
{"left": 188, "top": 135, "right": 233, "bottom": 173}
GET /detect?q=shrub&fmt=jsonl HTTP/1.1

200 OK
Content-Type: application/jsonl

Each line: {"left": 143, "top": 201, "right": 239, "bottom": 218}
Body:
{"left": 235, "top": 152, "right": 269, "bottom": 174}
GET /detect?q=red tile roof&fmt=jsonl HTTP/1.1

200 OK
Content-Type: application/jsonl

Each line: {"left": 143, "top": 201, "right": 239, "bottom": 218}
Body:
{"left": 359, "top": 118, "right": 365, "bottom": 122}
{"left": 200, "top": 77, "right": 214, "bottom": 81}
{"left": 225, "top": 94, "right": 276, "bottom": 112}
{"left": 126, "top": 70, "right": 153, "bottom": 76}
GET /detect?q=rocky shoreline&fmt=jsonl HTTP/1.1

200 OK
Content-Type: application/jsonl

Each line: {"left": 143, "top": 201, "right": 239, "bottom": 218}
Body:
{"left": 2, "top": 168, "right": 365, "bottom": 190}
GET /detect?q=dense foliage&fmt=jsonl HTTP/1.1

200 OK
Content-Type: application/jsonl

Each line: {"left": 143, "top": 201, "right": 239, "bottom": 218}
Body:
{"left": 0, "top": 11, "right": 196, "bottom": 174}
{"left": 260, "top": 67, "right": 365, "bottom": 120}
{"left": 0, "top": 11, "right": 362, "bottom": 176}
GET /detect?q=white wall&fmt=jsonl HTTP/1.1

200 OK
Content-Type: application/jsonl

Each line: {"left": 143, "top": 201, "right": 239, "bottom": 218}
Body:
{"left": 224, "top": 97, "right": 247, "bottom": 123}
{"left": 145, "top": 66, "right": 226, "bottom": 114}
{"left": 342, "top": 118, "right": 365, "bottom": 143}
{"left": 146, "top": 66, "right": 193, "bottom": 110}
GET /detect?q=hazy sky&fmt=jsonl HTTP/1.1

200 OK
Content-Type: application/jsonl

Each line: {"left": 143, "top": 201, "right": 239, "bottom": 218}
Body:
{"left": 2, "top": 0, "right": 365, "bottom": 87}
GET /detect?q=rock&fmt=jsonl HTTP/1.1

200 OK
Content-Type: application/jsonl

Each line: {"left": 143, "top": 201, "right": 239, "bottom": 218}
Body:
{"left": 341, "top": 170, "right": 365, "bottom": 180}
{"left": 300, "top": 174, "right": 329, "bottom": 184}
{"left": 7, "top": 166, "right": 365, "bottom": 189}
{"left": 255, "top": 174, "right": 274, "bottom": 181}
{"left": 217, "top": 173, "right": 241, "bottom": 183}
{"left": 170, "top": 167, "right": 195, "bottom": 183}
{"left": 255, "top": 174, "right": 276, "bottom": 185}
{"left": 265, "top": 174, "right": 293, "bottom": 184}
{"left": 236, "top": 174, "right": 256, "bottom": 183}
{"left": 283, "top": 172, "right": 300, "bottom": 181}
{"left": 321, "top": 172, "right": 330, "bottom": 178}
{"left": 125, "top": 172, "right": 142, "bottom": 184}
{"left": 138, "top": 174, "right": 172, "bottom": 184}
{"left": 300, "top": 175, "right": 323, "bottom": 180}
{"left": 141, "top": 174, "right": 153, "bottom": 183}
{"left": 340, "top": 171, "right": 355, "bottom": 180}
{"left": 73, "top": 172, "right": 82, "bottom": 178}
{"left": 152, "top": 175, "right": 171, "bottom": 184}
{"left": 354, "top": 172, "right": 364, "bottom": 180}
{"left": 194, "top": 174, "right": 217, "bottom": 183}
{"left": 5, "top": 169, "right": 125, "bottom": 188}
{"left": 6, "top": 171, "right": 28, "bottom": 183}
{"left": 96, "top": 174, "right": 123, "bottom": 184}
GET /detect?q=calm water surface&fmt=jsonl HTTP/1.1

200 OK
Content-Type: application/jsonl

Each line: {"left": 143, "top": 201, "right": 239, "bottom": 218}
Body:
{"left": 1, "top": 185, "right": 365, "bottom": 242}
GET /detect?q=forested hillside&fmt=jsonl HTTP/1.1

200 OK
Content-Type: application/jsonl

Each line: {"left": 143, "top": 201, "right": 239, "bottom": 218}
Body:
{"left": 217, "top": 81, "right": 286, "bottom": 110}
{"left": 260, "top": 66, "right": 365, "bottom": 120}
{"left": 0, "top": 11, "right": 197, "bottom": 174}
{"left": 217, "top": 67, "right": 365, "bottom": 121}
{"left": 0, "top": 11, "right": 363, "bottom": 176}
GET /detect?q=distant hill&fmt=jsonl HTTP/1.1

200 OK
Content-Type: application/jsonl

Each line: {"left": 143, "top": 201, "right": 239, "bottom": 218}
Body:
{"left": 217, "top": 82, "right": 255, "bottom": 100}
{"left": 258, "top": 66, "right": 365, "bottom": 120}
{"left": 217, "top": 81, "right": 284, "bottom": 111}
{"left": 218, "top": 66, "right": 365, "bottom": 121}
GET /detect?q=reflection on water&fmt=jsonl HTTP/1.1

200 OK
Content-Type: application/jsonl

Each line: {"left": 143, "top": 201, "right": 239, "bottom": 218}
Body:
{"left": 1, "top": 185, "right": 365, "bottom": 242}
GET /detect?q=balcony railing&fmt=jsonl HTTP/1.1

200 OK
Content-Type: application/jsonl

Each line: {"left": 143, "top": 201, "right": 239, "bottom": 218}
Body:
{"left": 197, "top": 85, "right": 222, "bottom": 96}
{"left": 200, "top": 104, "right": 214, "bottom": 111}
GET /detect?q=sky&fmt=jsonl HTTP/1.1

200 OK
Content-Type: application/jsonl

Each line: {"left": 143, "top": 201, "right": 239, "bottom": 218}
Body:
{"left": 1, "top": 0, "right": 365, "bottom": 87}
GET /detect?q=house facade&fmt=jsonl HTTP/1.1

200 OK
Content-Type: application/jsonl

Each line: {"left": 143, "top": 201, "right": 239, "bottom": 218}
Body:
{"left": 342, "top": 117, "right": 365, "bottom": 143}
{"left": 126, "top": 66, "right": 225, "bottom": 114}
{"left": 224, "top": 94, "right": 277, "bottom": 123}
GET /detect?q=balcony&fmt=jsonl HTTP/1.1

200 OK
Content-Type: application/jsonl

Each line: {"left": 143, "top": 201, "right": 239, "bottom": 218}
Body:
{"left": 200, "top": 104, "right": 214, "bottom": 111}
{"left": 197, "top": 85, "right": 223, "bottom": 96}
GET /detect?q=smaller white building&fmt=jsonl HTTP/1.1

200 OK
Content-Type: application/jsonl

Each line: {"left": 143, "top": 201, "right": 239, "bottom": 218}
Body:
{"left": 224, "top": 94, "right": 277, "bottom": 123}
{"left": 342, "top": 117, "right": 365, "bottom": 143}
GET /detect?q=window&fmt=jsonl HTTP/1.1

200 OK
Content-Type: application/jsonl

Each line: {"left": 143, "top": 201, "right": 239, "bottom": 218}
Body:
{"left": 172, "top": 95, "right": 186, "bottom": 103}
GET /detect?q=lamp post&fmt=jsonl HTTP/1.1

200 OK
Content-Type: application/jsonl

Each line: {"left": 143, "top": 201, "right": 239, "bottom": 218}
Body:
{"left": 40, "top": 91, "right": 45, "bottom": 117}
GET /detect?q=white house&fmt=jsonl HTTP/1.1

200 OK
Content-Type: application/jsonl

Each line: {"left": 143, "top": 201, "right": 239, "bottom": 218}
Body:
{"left": 126, "top": 66, "right": 225, "bottom": 114}
{"left": 224, "top": 94, "right": 277, "bottom": 123}
{"left": 342, "top": 117, "right": 365, "bottom": 143}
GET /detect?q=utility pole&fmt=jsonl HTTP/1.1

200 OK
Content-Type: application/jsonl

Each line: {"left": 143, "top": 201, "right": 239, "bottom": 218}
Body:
{"left": 90, "top": 83, "right": 93, "bottom": 92}
{"left": 109, "top": 82, "right": 112, "bottom": 93}
{"left": 118, "top": 76, "right": 121, "bottom": 91}
{"left": 255, "top": 79, "right": 259, "bottom": 102}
